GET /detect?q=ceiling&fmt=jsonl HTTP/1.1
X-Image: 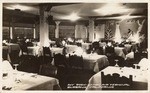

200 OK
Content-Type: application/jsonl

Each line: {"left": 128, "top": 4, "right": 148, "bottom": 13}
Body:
{"left": 3, "top": 3, "right": 147, "bottom": 24}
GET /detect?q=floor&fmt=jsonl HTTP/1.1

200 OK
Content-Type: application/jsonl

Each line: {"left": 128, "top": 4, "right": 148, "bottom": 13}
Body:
{"left": 56, "top": 67, "right": 95, "bottom": 90}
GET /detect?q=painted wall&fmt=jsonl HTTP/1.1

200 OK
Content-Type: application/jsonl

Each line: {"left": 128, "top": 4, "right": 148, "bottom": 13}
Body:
{"left": 95, "top": 24, "right": 105, "bottom": 40}
{"left": 3, "top": 18, "right": 147, "bottom": 42}
{"left": 75, "top": 25, "right": 87, "bottom": 39}
{"left": 59, "top": 25, "right": 75, "bottom": 38}
{"left": 103, "top": 18, "right": 146, "bottom": 40}
{"left": 119, "top": 19, "right": 138, "bottom": 38}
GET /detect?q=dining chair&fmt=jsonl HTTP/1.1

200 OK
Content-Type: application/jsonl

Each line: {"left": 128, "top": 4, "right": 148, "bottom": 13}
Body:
{"left": 114, "top": 56, "right": 126, "bottom": 67}
{"left": 18, "top": 55, "right": 40, "bottom": 73}
{"left": 2, "top": 47, "right": 8, "bottom": 60}
{"left": 54, "top": 53, "right": 68, "bottom": 68}
{"left": 92, "top": 41, "right": 100, "bottom": 49}
{"left": 134, "top": 51, "right": 141, "bottom": 63}
{"left": 105, "top": 46, "right": 116, "bottom": 66}
{"left": 101, "top": 72, "right": 133, "bottom": 90}
{"left": 39, "top": 64, "right": 57, "bottom": 78}
{"left": 19, "top": 41, "right": 28, "bottom": 55}
{"left": 68, "top": 54, "right": 84, "bottom": 70}
{"left": 27, "top": 42, "right": 34, "bottom": 47}
{"left": 9, "top": 50, "right": 20, "bottom": 65}
{"left": 42, "top": 47, "right": 53, "bottom": 64}
{"left": 93, "top": 47, "right": 103, "bottom": 55}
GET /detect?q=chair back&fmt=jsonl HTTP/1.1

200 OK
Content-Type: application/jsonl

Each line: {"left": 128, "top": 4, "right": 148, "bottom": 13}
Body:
{"left": 3, "top": 47, "right": 8, "bottom": 60}
{"left": 54, "top": 53, "right": 68, "bottom": 68}
{"left": 43, "top": 47, "right": 51, "bottom": 57}
{"left": 92, "top": 42, "right": 99, "bottom": 49}
{"left": 42, "top": 47, "right": 53, "bottom": 64}
{"left": 68, "top": 54, "right": 84, "bottom": 69}
{"left": 18, "top": 55, "right": 40, "bottom": 73}
{"left": 134, "top": 51, "right": 141, "bottom": 62}
{"left": 105, "top": 46, "right": 115, "bottom": 54}
{"left": 101, "top": 72, "right": 132, "bottom": 90}
{"left": 115, "top": 56, "right": 126, "bottom": 67}
{"left": 19, "top": 42, "right": 28, "bottom": 55}
{"left": 39, "top": 64, "right": 57, "bottom": 78}
{"left": 9, "top": 50, "right": 20, "bottom": 64}
{"left": 27, "top": 42, "right": 33, "bottom": 47}
{"left": 93, "top": 47, "right": 103, "bottom": 55}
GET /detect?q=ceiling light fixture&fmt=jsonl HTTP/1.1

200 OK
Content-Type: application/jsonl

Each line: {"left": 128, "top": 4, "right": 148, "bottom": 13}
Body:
{"left": 94, "top": 3, "right": 131, "bottom": 16}
{"left": 5, "top": 4, "right": 31, "bottom": 11}
{"left": 60, "top": 12, "right": 81, "bottom": 21}
{"left": 96, "top": 15, "right": 145, "bottom": 20}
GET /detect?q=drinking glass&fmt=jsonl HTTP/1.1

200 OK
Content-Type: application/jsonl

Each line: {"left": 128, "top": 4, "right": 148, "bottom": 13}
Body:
{"left": 13, "top": 64, "right": 20, "bottom": 82}
{"left": 13, "top": 64, "right": 19, "bottom": 71}
{"left": 115, "top": 59, "right": 119, "bottom": 67}
{"left": 133, "top": 64, "right": 138, "bottom": 69}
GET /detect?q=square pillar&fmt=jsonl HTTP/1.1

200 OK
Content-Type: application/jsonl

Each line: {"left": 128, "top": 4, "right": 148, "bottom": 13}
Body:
{"left": 39, "top": 5, "right": 50, "bottom": 47}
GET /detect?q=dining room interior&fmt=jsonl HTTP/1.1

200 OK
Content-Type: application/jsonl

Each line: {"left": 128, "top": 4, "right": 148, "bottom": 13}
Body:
{"left": 2, "top": 2, "right": 149, "bottom": 91}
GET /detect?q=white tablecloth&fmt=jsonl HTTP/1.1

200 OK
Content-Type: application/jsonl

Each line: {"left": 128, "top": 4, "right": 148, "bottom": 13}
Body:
{"left": 5, "top": 43, "right": 20, "bottom": 53}
{"left": 99, "top": 42, "right": 106, "bottom": 47}
{"left": 124, "top": 44, "right": 132, "bottom": 52}
{"left": 115, "top": 47, "right": 127, "bottom": 59}
{"left": 2, "top": 71, "right": 61, "bottom": 90}
{"left": 27, "top": 46, "right": 41, "bottom": 56}
{"left": 82, "top": 43, "right": 91, "bottom": 51}
{"left": 50, "top": 47, "right": 63, "bottom": 56}
{"left": 67, "top": 53, "right": 109, "bottom": 73}
{"left": 19, "top": 46, "right": 63, "bottom": 57}
{"left": 125, "top": 51, "right": 134, "bottom": 60}
{"left": 65, "top": 45, "right": 78, "bottom": 54}
{"left": 86, "top": 66, "right": 148, "bottom": 90}
{"left": 3, "top": 43, "right": 20, "bottom": 62}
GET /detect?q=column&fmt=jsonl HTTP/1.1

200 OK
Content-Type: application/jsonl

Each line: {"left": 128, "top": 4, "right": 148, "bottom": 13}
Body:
{"left": 55, "top": 21, "right": 60, "bottom": 38}
{"left": 75, "top": 25, "right": 80, "bottom": 38}
{"left": 33, "top": 28, "right": 36, "bottom": 39}
{"left": 39, "top": 5, "right": 49, "bottom": 47}
{"left": 88, "top": 18, "right": 95, "bottom": 42}
{"left": 85, "top": 26, "right": 88, "bottom": 38}
{"left": 85, "top": 24, "right": 89, "bottom": 42}
{"left": 35, "top": 22, "right": 39, "bottom": 39}
{"left": 9, "top": 21, "right": 15, "bottom": 39}
{"left": 10, "top": 27, "right": 13, "bottom": 39}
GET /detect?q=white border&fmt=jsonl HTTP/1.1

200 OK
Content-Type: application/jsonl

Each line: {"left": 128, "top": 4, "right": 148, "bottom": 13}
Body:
{"left": 0, "top": 0, "right": 150, "bottom": 93}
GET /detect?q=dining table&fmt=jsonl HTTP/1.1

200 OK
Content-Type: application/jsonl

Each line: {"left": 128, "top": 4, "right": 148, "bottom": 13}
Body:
{"left": 86, "top": 66, "right": 148, "bottom": 90}
{"left": 19, "top": 46, "right": 63, "bottom": 57}
{"left": 2, "top": 70, "right": 61, "bottom": 90}
{"left": 124, "top": 44, "right": 132, "bottom": 53}
{"left": 50, "top": 47, "right": 63, "bottom": 56}
{"left": 65, "top": 45, "right": 78, "bottom": 54}
{"left": 27, "top": 46, "right": 41, "bottom": 56}
{"left": 81, "top": 43, "right": 91, "bottom": 51}
{"left": 66, "top": 53, "right": 109, "bottom": 73}
{"left": 114, "top": 47, "right": 127, "bottom": 59}
{"left": 3, "top": 43, "right": 20, "bottom": 61}
{"left": 5, "top": 43, "right": 21, "bottom": 53}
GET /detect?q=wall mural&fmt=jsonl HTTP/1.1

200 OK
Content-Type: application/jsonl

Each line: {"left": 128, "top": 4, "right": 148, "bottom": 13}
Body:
{"left": 104, "top": 19, "right": 146, "bottom": 44}
{"left": 104, "top": 20, "right": 116, "bottom": 40}
{"left": 95, "top": 24, "right": 105, "bottom": 40}
{"left": 114, "top": 22, "right": 122, "bottom": 43}
{"left": 127, "top": 19, "right": 145, "bottom": 43}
